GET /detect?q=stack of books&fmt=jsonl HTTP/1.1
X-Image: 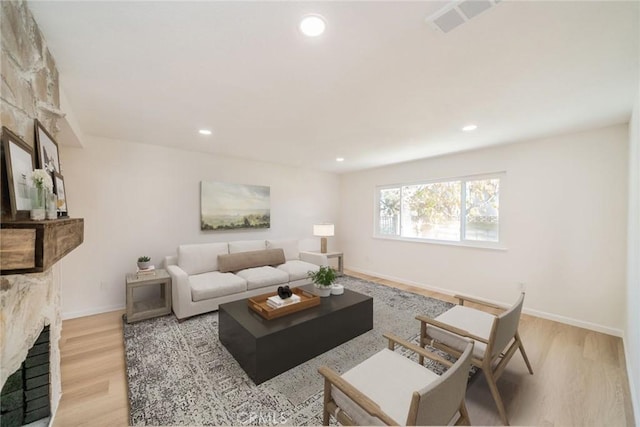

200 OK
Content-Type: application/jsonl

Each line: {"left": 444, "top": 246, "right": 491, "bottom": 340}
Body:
{"left": 136, "top": 265, "right": 156, "bottom": 278}
{"left": 266, "top": 293, "right": 301, "bottom": 309}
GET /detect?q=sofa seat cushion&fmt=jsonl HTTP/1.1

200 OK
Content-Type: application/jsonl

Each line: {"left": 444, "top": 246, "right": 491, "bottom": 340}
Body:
{"left": 235, "top": 266, "right": 289, "bottom": 290}
{"left": 277, "top": 260, "right": 320, "bottom": 281}
{"left": 189, "top": 271, "right": 247, "bottom": 302}
{"left": 178, "top": 242, "right": 229, "bottom": 275}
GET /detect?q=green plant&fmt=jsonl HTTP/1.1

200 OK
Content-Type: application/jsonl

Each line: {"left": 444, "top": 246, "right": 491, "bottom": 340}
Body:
{"left": 138, "top": 256, "right": 151, "bottom": 262}
{"left": 308, "top": 266, "right": 336, "bottom": 288}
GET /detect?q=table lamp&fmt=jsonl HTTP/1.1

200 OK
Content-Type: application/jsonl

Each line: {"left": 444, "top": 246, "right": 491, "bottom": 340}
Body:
{"left": 313, "top": 223, "right": 334, "bottom": 254}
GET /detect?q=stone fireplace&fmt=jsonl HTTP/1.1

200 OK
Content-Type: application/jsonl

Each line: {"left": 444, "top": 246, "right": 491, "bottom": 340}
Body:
{"left": 1, "top": 2, "right": 84, "bottom": 422}
{"left": 0, "top": 269, "right": 63, "bottom": 424}
{"left": 1, "top": 326, "right": 51, "bottom": 425}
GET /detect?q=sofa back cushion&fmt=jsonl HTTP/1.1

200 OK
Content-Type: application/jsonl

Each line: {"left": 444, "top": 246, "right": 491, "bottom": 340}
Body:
{"left": 266, "top": 239, "right": 299, "bottom": 261}
{"left": 178, "top": 242, "right": 229, "bottom": 275}
{"left": 218, "top": 248, "right": 286, "bottom": 273}
{"left": 228, "top": 240, "right": 266, "bottom": 254}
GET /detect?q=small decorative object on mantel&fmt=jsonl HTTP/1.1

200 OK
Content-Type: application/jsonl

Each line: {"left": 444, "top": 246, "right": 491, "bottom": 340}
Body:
{"left": 29, "top": 169, "right": 53, "bottom": 221}
{"left": 308, "top": 265, "right": 336, "bottom": 297}
{"left": 45, "top": 191, "right": 57, "bottom": 220}
{"left": 137, "top": 256, "right": 152, "bottom": 270}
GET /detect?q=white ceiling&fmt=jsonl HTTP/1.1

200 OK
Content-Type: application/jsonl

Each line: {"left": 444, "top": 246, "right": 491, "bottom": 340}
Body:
{"left": 29, "top": 1, "right": 639, "bottom": 174}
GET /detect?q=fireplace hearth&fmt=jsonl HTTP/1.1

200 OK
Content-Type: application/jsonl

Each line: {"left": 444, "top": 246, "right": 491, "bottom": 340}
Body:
{"left": 0, "top": 326, "right": 51, "bottom": 427}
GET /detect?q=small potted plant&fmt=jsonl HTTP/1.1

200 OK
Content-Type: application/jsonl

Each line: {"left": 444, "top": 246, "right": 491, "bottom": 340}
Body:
{"left": 137, "top": 256, "right": 152, "bottom": 270}
{"left": 308, "top": 266, "right": 336, "bottom": 297}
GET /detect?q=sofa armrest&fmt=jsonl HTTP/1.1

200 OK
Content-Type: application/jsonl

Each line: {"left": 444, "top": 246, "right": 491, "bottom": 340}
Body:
{"left": 299, "top": 251, "right": 328, "bottom": 267}
{"left": 166, "top": 264, "right": 191, "bottom": 320}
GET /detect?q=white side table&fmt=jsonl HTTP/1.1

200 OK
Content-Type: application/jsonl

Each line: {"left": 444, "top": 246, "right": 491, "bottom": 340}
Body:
{"left": 125, "top": 269, "right": 172, "bottom": 323}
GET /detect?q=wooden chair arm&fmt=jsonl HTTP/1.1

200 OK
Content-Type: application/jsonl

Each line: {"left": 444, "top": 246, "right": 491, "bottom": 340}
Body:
{"left": 454, "top": 294, "right": 507, "bottom": 311}
{"left": 416, "top": 315, "right": 489, "bottom": 345}
{"left": 383, "top": 333, "right": 453, "bottom": 368}
{"left": 317, "top": 366, "right": 399, "bottom": 426}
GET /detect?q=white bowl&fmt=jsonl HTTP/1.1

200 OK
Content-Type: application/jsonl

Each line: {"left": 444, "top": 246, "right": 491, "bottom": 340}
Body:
{"left": 331, "top": 284, "right": 344, "bottom": 295}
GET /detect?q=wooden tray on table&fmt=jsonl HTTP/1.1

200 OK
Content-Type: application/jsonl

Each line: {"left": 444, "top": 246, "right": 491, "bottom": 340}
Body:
{"left": 248, "top": 287, "right": 320, "bottom": 320}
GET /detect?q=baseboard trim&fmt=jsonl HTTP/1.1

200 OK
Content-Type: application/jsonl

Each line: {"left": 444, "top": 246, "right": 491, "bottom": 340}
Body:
{"left": 523, "top": 306, "right": 623, "bottom": 337}
{"left": 62, "top": 304, "right": 125, "bottom": 320}
{"left": 347, "top": 266, "right": 623, "bottom": 337}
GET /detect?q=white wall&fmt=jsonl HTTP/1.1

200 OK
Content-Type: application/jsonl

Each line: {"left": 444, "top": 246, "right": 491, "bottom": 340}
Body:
{"left": 58, "top": 137, "right": 340, "bottom": 318}
{"left": 627, "top": 96, "right": 640, "bottom": 420}
{"left": 339, "top": 124, "right": 628, "bottom": 334}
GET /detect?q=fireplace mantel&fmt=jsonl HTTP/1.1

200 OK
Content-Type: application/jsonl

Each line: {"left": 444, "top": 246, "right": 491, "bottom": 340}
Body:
{"left": 0, "top": 218, "right": 84, "bottom": 275}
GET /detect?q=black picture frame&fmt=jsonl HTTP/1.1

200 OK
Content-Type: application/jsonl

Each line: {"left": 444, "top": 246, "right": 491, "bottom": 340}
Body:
{"left": 35, "top": 119, "right": 61, "bottom": 174}
{"left": 53, "top": 172, "right": 68, "bottom": 217}
{"left": 1, "top": 127, "right": 35, "bottom": 220}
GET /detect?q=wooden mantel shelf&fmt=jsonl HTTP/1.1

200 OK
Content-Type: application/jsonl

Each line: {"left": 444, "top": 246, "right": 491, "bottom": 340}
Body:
{"left": 0, "top": 218, "right": 84, "bottom": 275}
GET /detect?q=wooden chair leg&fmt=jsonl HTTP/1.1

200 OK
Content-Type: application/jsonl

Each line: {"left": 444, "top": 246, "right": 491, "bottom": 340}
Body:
{"left": 418, "top": 321, "right": 426, "bottom": 365}
{"left": 516, "top": 331, "right": 534, "bottom": 375}
{"left": 483, "top": 368, "right": 510, "bottom": 426}
{"left": 456, "top": 400, "right": 471, "bottom": 426}
{"left": 323, "top": 378, "right": 331, "bottom": 426}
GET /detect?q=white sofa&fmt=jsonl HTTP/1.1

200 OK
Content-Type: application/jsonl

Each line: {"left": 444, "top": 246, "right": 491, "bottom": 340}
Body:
{"left": 164, "top": 239, "right": 328, "bottom": 320}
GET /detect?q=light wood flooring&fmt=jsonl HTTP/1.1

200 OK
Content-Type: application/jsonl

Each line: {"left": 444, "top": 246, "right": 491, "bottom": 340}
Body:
{"left": 53, "top": 270, "right": 635, "bottom": 426}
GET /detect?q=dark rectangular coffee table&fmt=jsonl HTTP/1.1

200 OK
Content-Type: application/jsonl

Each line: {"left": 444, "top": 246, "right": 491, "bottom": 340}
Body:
{"left": 219, "top": 284, "right": 373, "bottom": 384}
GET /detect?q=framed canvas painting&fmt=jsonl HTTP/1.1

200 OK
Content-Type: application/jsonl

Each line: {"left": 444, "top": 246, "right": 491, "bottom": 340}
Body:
{"left": 200, "top": 181, "right": 270, "bottom": 231}
{"left": 1, "top": 126, "right": 34, "bottom": 220}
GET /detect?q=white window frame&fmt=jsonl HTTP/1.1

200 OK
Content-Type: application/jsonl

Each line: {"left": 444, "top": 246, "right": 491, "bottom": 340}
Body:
{"left": 374, "top": 172, "right": 506, "bottom": 250}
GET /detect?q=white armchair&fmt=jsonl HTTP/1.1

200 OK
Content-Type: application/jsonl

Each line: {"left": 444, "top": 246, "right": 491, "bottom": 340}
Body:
{"left": 318, "top": 333, "right": 474, "bottom": 426}
{"left": 417, "top": 292, "right": 534, "bottom": 426}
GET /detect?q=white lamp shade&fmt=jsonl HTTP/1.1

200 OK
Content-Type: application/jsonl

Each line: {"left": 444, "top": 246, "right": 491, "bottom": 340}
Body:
{"left": 313, "top": 223, "right": 335, "bottom": 237}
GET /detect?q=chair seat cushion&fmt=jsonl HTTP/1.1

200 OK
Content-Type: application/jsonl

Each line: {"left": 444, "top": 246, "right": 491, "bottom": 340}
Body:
{"left": 430, "top": 305, "right": 495, "bottom": 359}
{"left": 235, "top": 266, "right": 289, "bottom": 290}
{"left": 333, "top": 348, "right": 440, "bottom": 426}
{"left": 276, "top": 260, "right": 319, "bottom": 281}
{"left": 189, "top": 271, "right": 247, "bottom": 302}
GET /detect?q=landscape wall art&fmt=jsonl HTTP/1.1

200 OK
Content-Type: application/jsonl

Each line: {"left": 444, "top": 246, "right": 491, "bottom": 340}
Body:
{"left": 201, "top": 181, "right": 270, "bottom": 231}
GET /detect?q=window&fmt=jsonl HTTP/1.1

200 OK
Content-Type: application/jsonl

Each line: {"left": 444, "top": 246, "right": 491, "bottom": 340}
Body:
{"left": 376, "top": 173, "right": 502, "bottom": 246}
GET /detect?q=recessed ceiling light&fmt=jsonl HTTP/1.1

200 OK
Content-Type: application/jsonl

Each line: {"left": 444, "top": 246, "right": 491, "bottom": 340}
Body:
{"left": 462, "top": 124, "right": 478, "bottom": 132}
{"left": 300, "top": 14, "right": 326, "bottom": 37}
{"left": 199, "top": 129, "right": 212, "bottom": 135}
{"left": 336, "top": 157, "right": 345, "bottom": 162}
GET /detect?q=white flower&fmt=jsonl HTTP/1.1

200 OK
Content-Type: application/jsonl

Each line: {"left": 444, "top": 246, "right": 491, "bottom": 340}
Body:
{"left": 30, "top": 169, "right": 53, "bottom": 191}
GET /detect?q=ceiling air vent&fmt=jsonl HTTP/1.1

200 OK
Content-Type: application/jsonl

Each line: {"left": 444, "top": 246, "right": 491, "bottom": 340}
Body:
{"left": 426, "top": 0, "right": 500, "bottom": 33}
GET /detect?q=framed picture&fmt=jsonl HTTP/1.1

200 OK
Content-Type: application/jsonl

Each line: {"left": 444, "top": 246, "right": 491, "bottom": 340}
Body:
{"left": 35, "top": 119, "right": 61, "bottom": 174}
{"left": 200, "top": 181, "right": 270, "bottom": 231}
{"left": 53, "top": 172, "right": 68, "bottom": 217}
{"left": 1, "top": 126, "right": 35, "bottom": 220}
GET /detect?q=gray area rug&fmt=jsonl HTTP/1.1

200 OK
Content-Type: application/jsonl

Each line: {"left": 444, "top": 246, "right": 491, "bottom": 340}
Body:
{"left": 123, "top": 276, "right": 455, "bottom": 426}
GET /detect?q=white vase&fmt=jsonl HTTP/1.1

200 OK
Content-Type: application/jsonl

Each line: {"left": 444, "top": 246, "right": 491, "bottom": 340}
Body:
{"left": 314, "top": 285, "right": 332, "bottom": 297}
